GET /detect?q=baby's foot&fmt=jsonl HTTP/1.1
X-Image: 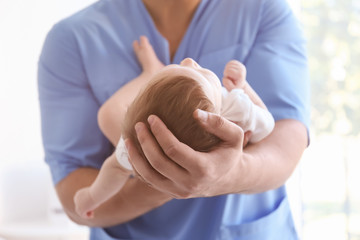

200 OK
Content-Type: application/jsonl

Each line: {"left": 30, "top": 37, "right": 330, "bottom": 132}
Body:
{"left": 74, "top": 187, "right": 97, "bottom": 219}
{"left": 133, "top": 36, "right": 164, "bottom": 75}
{"left": 222, "top": 60, "right": 247, "bottom": 92}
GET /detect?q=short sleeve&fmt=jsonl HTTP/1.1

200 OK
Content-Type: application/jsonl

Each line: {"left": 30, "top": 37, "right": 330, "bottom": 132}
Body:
{"left": 244, "top": 0, "right": 310, "bottom": 129}
{"left": 38, "top": 22, "right": 111, "bottom": 185}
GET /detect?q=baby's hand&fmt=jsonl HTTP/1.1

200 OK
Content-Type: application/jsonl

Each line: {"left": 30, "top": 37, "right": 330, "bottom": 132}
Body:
{"left": 222, "top": 60, "right": 247, "bottom": 92}
{"left": 73, "top": 187, "right": 97, "bottom": 219}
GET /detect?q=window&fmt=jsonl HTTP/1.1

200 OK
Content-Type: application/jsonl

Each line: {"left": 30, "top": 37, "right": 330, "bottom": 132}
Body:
{"left": 296, "top": 0, "right": 360, "bottom": 239}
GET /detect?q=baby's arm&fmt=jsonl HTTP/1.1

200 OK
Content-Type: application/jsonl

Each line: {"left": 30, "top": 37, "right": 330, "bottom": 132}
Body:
{"left": 222, "top": 60, "right": 275, "bottom": 143}
{"left": 98, "top": 36, "right": 164, "bottom": 146}
{"left": 74, "top": 36, "right": 164, "bottom": 219}
{"left": 222, "top": 60, "right": 267, "bottom": 110}
{"left": 74, "top": 153, "right": 131, "bottom": 219}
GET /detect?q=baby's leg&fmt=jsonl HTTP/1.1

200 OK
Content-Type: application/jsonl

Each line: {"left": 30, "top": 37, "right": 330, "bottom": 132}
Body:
{"left": 223, "top": 60, "right": 267, "bottom": 109}
{"left": 133, "top": 36, "right": 164, "bottom": 75}
{"left": 73, "top": 153, "right": 131, "bottom": 219}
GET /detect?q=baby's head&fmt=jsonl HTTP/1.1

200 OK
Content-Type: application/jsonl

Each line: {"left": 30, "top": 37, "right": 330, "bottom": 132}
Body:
{"left": 122, "top": 58, "right": 222, "bottom": 158}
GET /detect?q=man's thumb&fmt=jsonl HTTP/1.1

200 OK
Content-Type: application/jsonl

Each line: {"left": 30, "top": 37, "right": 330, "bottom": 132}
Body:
{"left": 194, "top": 109, "right": 244, "bottom": 144}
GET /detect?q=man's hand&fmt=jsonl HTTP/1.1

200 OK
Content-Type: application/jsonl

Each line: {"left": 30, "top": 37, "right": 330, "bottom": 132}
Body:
{"left": 126, "top": 109, "right": 248, "bottom": 198}
{"left": 127, "top": 108, "right": 308, "bottom": 198}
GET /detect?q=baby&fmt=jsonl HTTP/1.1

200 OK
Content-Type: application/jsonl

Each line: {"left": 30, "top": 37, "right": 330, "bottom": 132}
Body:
{"left": 74, "top": 36, "right": 275, "bottom": 219}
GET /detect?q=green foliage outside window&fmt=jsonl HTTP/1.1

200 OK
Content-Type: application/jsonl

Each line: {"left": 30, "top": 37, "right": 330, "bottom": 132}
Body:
{"left": 302, "top": 0, "right": 360, "bottom": 136}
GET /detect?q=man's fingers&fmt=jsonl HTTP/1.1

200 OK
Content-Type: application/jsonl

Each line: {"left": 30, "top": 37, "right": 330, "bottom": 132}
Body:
{"left": 125, "top": 135, "right": 156, "bottom": 175}
{"left": 125, "top": 136, "right": 170, "bottom": 187}
{"left": 194, "top": 109, "right": 244, "bottom": 145}
{"left": 147, "top": 115, "right": 198, "bottom": 170}
{"left": 129, "top": 121, "right": 188, "bottom": 183}
{"left": 125, "top": 137, "right": 186, "bottom": 196}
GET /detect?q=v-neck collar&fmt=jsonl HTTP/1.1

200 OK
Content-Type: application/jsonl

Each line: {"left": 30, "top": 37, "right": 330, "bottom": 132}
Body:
{"left": 137, "top": 0, "right": 208, "bottom": 64}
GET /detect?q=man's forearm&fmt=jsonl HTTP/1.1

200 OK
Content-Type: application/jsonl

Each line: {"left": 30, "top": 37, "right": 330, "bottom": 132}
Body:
{"left": 235, "top": 119, "right": 308, "bottom": 194}
{"left": 56, "top": 168, "right": 172, "bottom": 227}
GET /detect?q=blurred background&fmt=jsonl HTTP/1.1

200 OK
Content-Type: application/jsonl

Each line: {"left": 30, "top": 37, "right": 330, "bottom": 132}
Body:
{"left": 298, "top": 0, "right": 360, "bottom": 239}
{"left": 0, "top": 0, "right": 359, "bottom": 239}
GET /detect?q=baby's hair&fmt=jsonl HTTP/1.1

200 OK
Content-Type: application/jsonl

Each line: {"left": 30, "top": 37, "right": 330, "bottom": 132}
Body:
{"left": 122, "top": 75, "right": 221, "bottom": 159}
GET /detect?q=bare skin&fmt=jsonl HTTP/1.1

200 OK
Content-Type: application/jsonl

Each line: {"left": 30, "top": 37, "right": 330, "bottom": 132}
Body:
{"left": 55, "top": 0, "right": 308, "bottom": 228}
{"left": 127, "top": 116, "right": 307, "bottom": 198}
{"left": 56, "top": 1, "right": 204, "bottom": 226}
{"left": 56, "top": 37, "right": 170, "bottom": 227}
{"left": 73, "top": 36, "right": 166, "bottom": 221}
{"left": 223, "top": 60, "right": 267, "bottom": 110}
{"left": 98, "top": 36, "right": 164, "bottom": 145}
{"left": 124, "top": 4, "right": 308, "bottom": 197}
{"left": 73, "top": 35, "right": 259, "bottom": 220}
{"left": 142, "top": 0, "right": 201, "bottom": 61}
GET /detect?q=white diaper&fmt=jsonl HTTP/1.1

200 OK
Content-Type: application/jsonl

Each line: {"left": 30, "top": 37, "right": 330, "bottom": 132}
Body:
{"left": 115, "top": 137, "right": 133, "bottom": 170}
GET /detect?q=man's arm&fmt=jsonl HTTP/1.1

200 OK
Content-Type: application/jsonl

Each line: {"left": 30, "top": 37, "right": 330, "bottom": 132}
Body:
{"left": 239, "top": 118, "right": 307, "bottom": 193}
{"left": 126, "top": 110, "right": 307, "bottom": 198}
{"left": 56, "top": 167, "right": 172, "bottom": 227}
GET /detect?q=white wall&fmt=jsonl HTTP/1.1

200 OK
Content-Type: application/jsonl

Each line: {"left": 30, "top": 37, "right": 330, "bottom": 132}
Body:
{"left": 0, "top": 1, "right": 96, "bottom": 238}
{"left": 0, "top": 0, "right": 97, "bottom": 167}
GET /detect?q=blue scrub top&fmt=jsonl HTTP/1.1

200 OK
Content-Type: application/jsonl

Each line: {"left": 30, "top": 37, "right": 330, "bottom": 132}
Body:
{"left": 38, "top": 0, "right": 310, "bottom": 239}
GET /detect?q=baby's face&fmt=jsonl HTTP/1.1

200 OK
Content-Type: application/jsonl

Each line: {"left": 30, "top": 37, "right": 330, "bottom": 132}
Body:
{"left": 151, "top": 58, "right": 222, "bottom": 113}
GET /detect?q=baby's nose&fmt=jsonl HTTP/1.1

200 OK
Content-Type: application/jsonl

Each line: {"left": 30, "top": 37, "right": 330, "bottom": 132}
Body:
{"left": 180, "top": 58, "right": 200, "bottom": 68}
